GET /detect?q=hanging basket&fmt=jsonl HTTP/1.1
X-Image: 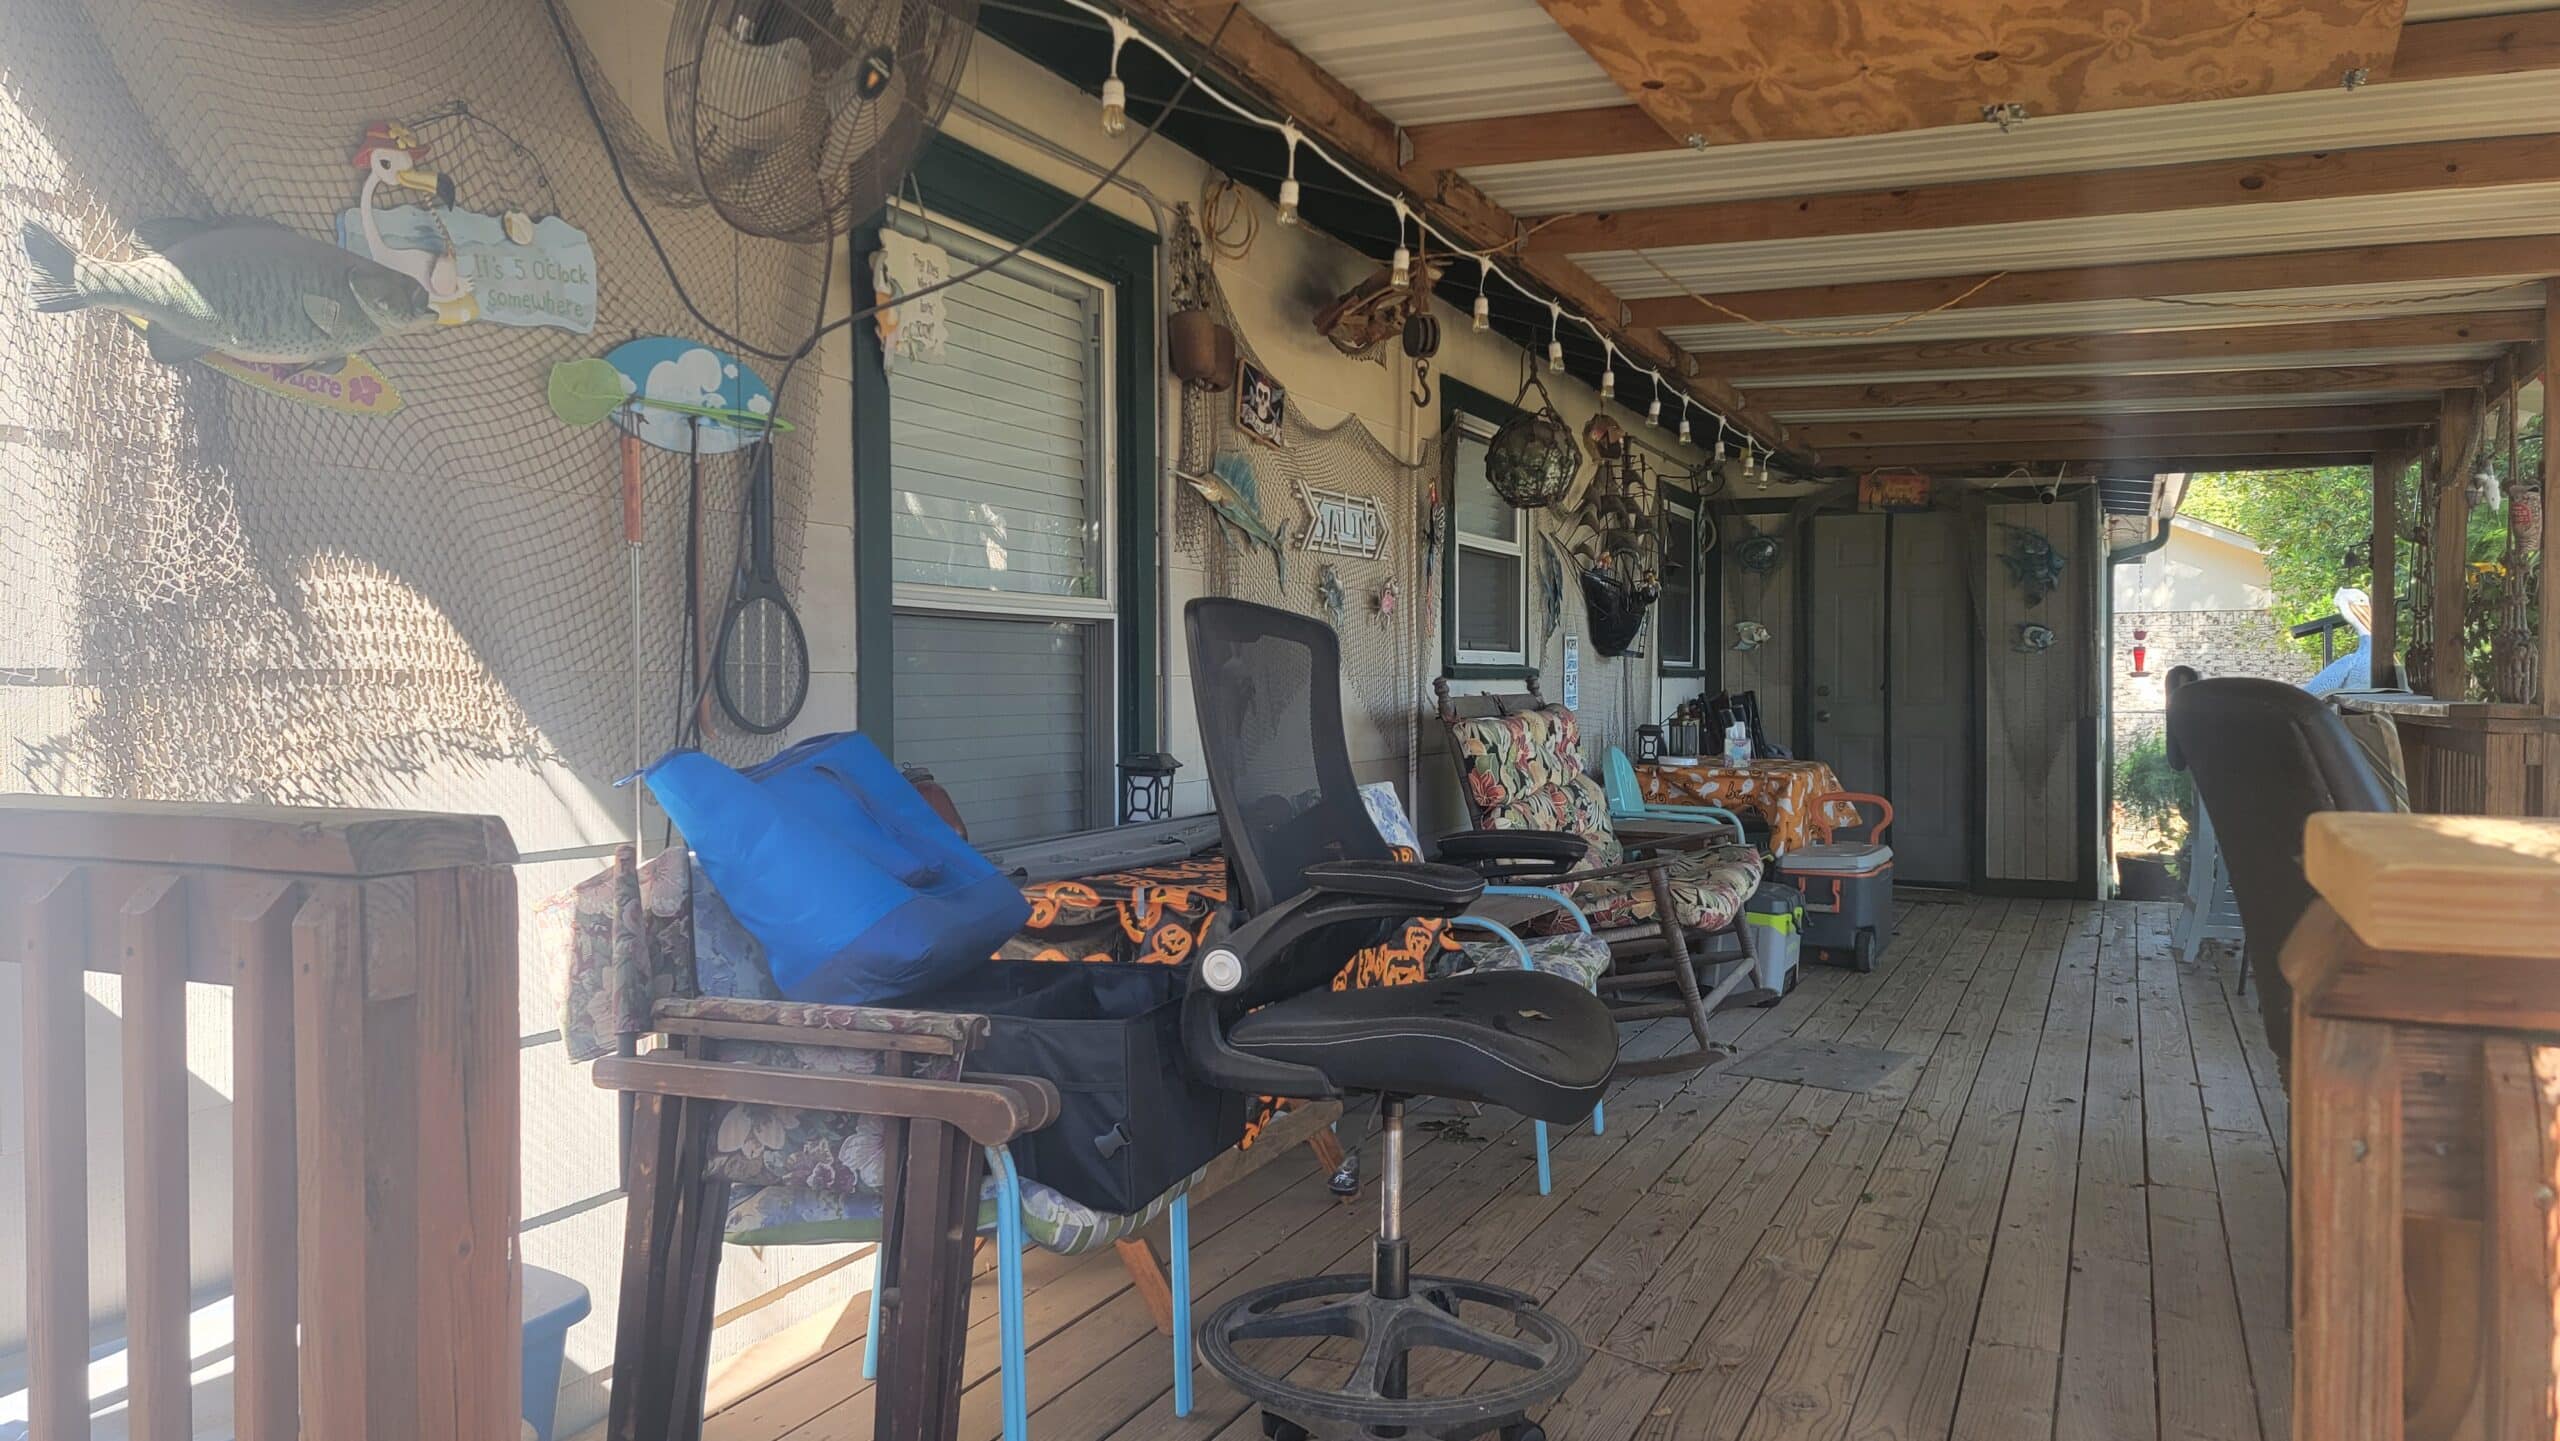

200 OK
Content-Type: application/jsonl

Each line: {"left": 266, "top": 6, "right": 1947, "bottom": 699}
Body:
{"left": 1485, "top": 371, "right": 1581, "bottom": 510}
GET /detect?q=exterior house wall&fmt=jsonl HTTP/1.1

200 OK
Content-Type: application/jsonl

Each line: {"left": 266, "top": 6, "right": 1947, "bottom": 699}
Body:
{"left": 2110, "top": 516, "right": 2315, "bottom": 751}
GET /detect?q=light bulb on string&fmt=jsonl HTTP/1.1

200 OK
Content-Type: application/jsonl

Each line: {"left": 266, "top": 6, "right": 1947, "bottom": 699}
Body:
{"left": 1390, "top": 200, "right": 1412, "bottom": 287}
{"left": 1712, "top": 421, "right": 1727, "bottom": 465}
{"left": 1547, "top": 303, "right": 1564, "bottom": 373}
{"left": 1276, "top": 126, "right": 1302, "bottom": 225}
{"left": 1100, "top": 18, "right": 1133, "bottom": 135}
{"left": 1471, "top": 257, "right": 1490, "bottom": 332}
{"left": 1599, "top": 344, "right": 1616, "bottom": 400}
{"left": 1646, "top": 379, "right": 1662, "bottom": 428}
{"left": 1677, "top": 405, "right": 1693, "bottom": 445}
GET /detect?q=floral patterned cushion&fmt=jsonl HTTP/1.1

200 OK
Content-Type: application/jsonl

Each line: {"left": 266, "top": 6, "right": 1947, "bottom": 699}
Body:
{"left": 723, "top": 1162, "right": 1199, "bottom": 1254}
{"left": 1445, "top": 706, "right": 1622, "bottom": 867}
{"left": 1536, "top": 843, "right": 1764, "bottom": 937}
{"left": 1445, "top": 931, "right": 1611, "bottom": 992}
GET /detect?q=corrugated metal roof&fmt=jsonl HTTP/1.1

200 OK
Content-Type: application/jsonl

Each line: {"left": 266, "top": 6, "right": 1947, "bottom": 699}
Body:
{"left": 1667, "top": 279, "right": 2550, "bottom": 351}
{"left": 1768, "top": 388, "right": 2447, "bottom": 422}
{"left": 1244, "top": 0, "right": 1620, "bottom": 126}
{"left": 1740, "top": 343, "right": 2507, "bottom": 388}
{"left": 1576, "top": 183, "right": 2560, "bottom": 294}
{"left": 1467, "top": 69, "right": 2560, "bottom": 213}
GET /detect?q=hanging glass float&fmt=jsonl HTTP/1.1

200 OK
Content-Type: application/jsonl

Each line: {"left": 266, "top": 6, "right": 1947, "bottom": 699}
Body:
{"left": 1484, "top": 367, "right": 1581, "bottom": 509}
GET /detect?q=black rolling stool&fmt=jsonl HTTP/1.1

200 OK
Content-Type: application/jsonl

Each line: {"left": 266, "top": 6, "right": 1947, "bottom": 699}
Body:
{"left": 1181, "top": 598, "right": 1618, "bottom": 1441}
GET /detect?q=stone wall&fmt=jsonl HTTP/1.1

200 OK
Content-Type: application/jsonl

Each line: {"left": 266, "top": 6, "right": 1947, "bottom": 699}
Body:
{"left": 2114, "top": 608, "right": 2318, "bottom": 751}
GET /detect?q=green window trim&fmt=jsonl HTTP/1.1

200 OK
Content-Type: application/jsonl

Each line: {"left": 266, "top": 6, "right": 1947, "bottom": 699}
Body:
{"left": 850, "top": 135, "right": 1161, "bottom": 764}
{"left": 1439, "top": 377, "right": 1538, "bottom": 681}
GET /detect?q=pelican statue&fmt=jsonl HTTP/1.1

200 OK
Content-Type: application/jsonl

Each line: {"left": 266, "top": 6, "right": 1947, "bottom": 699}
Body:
{"left": 351, "top": 122, "right": 475, "bottom": 324}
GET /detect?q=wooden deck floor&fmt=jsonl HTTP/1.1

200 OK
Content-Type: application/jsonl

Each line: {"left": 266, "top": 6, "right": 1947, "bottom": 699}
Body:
{"left": 698, "top": 896, "right": 2293, "bottom": 1441}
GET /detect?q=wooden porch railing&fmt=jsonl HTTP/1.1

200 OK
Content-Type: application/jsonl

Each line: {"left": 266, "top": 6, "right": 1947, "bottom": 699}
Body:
{"left": 2339, "top": 695, "right": 2560, "bottom": 818}
{"left": 2286, "top": 812, "right": 2560, "bottom": 1441}
{"left": 0, "top": 796, "right": 521, "bottom": 1441}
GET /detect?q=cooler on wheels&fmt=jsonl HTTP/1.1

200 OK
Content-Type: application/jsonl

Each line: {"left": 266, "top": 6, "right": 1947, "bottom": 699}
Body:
{"left": 1778, "top": 793, "right": 1895, "bottom": 972}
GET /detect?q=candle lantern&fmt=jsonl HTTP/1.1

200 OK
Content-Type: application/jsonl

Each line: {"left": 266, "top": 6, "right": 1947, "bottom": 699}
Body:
{"left": 1636, "top": 724, "right": 1664, "bottom": 766}
{"left": 1119, "top": 752, "right": 1182, "bottom": 824}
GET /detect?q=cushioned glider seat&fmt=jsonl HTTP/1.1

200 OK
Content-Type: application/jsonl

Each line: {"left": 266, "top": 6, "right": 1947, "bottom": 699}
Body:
{"left": 1226, "top": 970, "right": 1617, "bottom": 1122}
{"left": 1560, "top": 842, "right": 1764, "bottom": 935}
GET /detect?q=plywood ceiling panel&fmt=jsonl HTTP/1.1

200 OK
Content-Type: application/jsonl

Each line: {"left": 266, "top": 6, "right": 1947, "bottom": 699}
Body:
{"left": 1531, "top": 0, "right": 2407, "bottom": 144}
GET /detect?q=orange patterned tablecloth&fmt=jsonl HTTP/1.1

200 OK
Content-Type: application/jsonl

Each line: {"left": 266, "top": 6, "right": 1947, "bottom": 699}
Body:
{"left": 1640, "top": 758, "right": 1864, "bottom": 855}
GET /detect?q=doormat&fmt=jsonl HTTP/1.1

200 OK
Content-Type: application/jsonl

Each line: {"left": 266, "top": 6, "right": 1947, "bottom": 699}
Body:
{"left": 1726, "top": 1040, "right": 1918, "bottom": 1093}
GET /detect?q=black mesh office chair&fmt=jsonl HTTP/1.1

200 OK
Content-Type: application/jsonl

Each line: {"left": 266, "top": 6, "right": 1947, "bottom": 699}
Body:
{"left": 1183, "top": 598, "right": 1617, "bottom": 1441}
{"left": 2165, "top": 672, "right": 2394, "bottom": 1081}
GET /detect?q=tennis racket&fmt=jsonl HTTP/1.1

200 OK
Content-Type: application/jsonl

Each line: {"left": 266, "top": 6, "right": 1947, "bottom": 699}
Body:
{"left": 711, "top": 441, "right": 810, "bottom": 735}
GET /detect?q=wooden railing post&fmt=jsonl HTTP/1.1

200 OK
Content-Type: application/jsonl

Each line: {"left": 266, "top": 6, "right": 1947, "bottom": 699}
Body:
{"left": 0, "top": 798, "right": 519, "bottom": 1441}
{"left": 2289, "top": 813, "right": 2560, "bottom": 1441}
{"left": 2374, "top": 447, "right": 2408, "bottom": 689}
{"left": 17, "top": 863, "right": 91, "bottom": 1441}
{"left": 119, "top": 871, "right": 192, "bottom": 1441}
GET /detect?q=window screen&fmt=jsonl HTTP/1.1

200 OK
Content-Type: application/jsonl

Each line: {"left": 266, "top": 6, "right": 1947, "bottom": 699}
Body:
{"left": 1451, "top": 418, "right": 1525, "bottom": 666}
{"left": 884, "top": 209, "right": 1119, "bottom": 846}
{"left": 1659, "top": 497, "right": 1698, "bottom": 668}
{"left": 886, "top": 219, "right": 1106, "bottom": 599}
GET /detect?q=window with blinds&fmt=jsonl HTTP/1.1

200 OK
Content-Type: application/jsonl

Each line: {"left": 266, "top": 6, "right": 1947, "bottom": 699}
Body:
{"left": 1451, "top": 414, "right": 1526, "bottom": 667}
{"left": 885, "top": 210, "right": 1117, "bottom": 846}
{"left": 1659, "top": 490, "right": 1700, "bottom": 671}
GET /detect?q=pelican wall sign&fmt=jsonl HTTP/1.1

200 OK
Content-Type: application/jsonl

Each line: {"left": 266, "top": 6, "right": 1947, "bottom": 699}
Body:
{"left": 336, "top": 120, "right": 597, "bottom": 333}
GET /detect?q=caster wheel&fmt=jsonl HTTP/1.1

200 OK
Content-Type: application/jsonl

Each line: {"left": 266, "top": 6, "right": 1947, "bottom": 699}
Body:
{"left": 1260, "top": 1413, "right": 1309, "bottom": 1441}
{"left": 1500, "top": 1425, "right": 1548, "bottom": 1441}
{"left": 1853, "top": 929, "right": 1878, "bottom": 973}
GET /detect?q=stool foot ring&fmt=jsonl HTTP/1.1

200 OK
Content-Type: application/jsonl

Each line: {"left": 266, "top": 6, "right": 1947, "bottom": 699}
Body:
{"left": 1202, "top": 1273, "right": 1585, "bottom": 1441}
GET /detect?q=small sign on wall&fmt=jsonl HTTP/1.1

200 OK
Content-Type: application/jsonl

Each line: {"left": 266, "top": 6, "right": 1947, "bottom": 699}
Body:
{"left": 1294, "top": 477, "right": 1387, "bottom": 558}
{"left": 1561, "top": 633, "right": 1581, "bottom": 711}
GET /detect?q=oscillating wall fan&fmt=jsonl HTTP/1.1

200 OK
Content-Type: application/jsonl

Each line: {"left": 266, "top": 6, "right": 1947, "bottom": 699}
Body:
{"left": 666, "top": 0, "right": 980, "bottom": 242}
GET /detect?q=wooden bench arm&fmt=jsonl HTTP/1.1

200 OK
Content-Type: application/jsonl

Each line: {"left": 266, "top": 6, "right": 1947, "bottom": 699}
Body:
{"left": 593, "top": 1055, "right": 1062, "bottom": 1147}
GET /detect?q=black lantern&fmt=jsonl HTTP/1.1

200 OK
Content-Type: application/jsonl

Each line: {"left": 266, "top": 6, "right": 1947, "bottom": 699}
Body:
{"left": 1484, "top": 370, "right": 1581, "bottom": 509}
{"left": 1119, "top": 752, "right": 1182, "bottom": 823}
{"left": 1636, "top": 724, "right": 1664, "bottom": 767}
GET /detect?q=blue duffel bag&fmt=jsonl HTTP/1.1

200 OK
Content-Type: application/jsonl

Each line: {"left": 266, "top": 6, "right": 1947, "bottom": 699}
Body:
{"left": 642, "top": 733, "right": 1030, "bottom": 1004}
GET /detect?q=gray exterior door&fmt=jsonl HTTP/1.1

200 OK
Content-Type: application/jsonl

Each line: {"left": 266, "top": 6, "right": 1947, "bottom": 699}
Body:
{"left": 1806, "top": 515, "right": 1888, "bottom": 797}
{"left": 1889, "top": 511, "right": 1974, "bottom": 885}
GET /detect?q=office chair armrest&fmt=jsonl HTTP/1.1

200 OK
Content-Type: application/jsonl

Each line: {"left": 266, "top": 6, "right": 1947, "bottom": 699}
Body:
{"left": 1434, "top": 828, "right": 1588, "bottom": 880}
{"left": 1302, "top": 858, "right": 1488, "bottom": 910}
{"left": 1181, "top": 877, "right": 1489, "bottom": 1099}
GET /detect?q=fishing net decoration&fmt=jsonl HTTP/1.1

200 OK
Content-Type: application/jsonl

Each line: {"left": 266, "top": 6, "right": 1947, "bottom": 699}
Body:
{"left": 1170, "top": 208, "right": 1646, "bottom": 778}
{"left": 0, "top": 0, "right": 832, "bottom": 836}
{"left": 1174, "top": 225, "right": 1426, "bottom": 781}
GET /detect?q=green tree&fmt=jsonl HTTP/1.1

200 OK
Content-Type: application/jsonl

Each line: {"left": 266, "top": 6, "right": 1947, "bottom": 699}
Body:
{"left": 2180, "top": 418, "right": 2541, "bottom": 696}
{"left": 2180, "top": 462, "right": 2410, "bottom": 634}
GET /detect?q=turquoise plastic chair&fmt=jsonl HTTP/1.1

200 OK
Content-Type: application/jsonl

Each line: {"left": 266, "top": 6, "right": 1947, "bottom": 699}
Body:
{"left": 1603, "top": 747, "right": 1747, "bottom": 842}
{"left": 859, "top": 1150, "right": 1196, "bottom": 1434}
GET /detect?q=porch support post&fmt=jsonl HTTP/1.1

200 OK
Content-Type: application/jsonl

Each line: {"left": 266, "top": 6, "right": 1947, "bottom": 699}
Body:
{"left": 2428, "top": 386, "right": 2484, "bottom": 697}
{"left": 2373, "top": 446, "right": 2406, "bottom": 689}
{"left": 2541, "top": 284, "right": 2560, "bottom": 715}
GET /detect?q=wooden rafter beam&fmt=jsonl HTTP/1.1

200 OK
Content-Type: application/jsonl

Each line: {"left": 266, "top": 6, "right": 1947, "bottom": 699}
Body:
{"left": 1401, "top": 13, "right": 2560, "bottom": 172}
{"left": 1856, "top": 449, "right": 2384, "bottom": 475}
{"left": 1527, "top": 134, "right": 2560, "bottom": 256}
{"left": 1815, "top": 429, "right": 2422, "bottom": 470}
{"left": 1698, "top": 313, "right": 2537, "bottom": 381}
{"left": 1095, "top": 0, "right": 1802, "bottom": 459}
{"left": 1755, "top": 360, "right": 2497, "bottom": 414}
{"left": 1625, "top": 236, "right": 2560, "bottom": 330}
{"left": 1797, "top": 402, "right": 2439, "bottom": 447}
